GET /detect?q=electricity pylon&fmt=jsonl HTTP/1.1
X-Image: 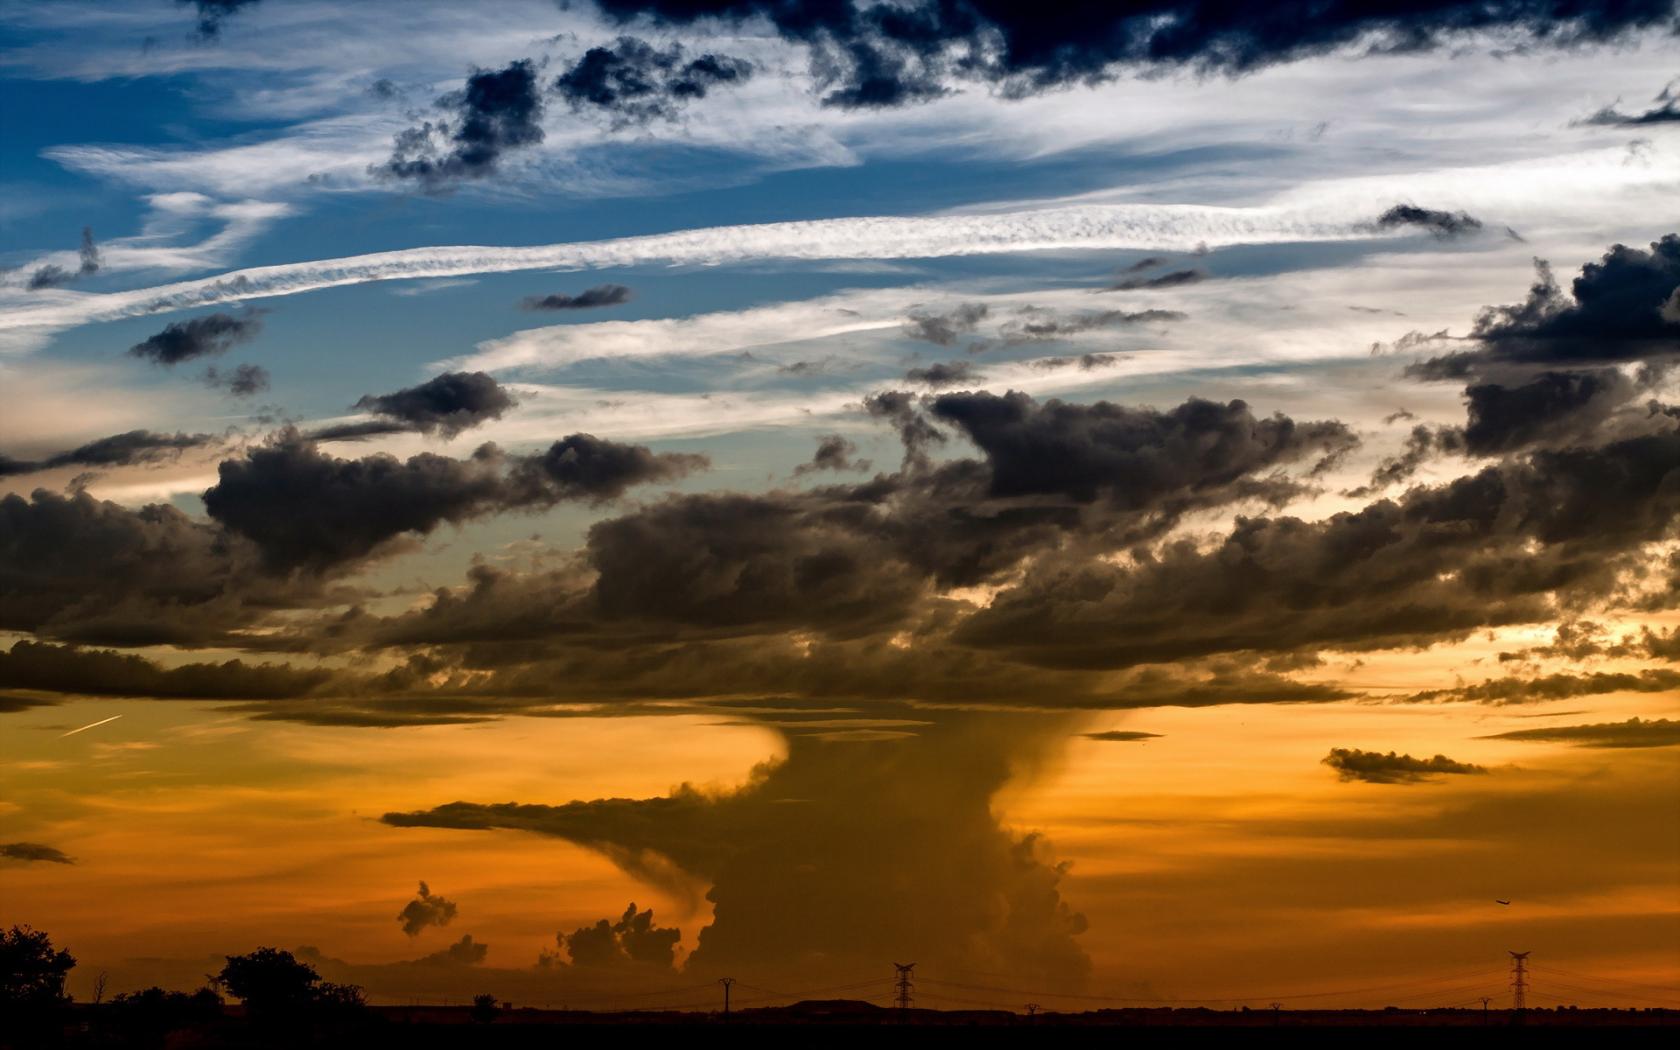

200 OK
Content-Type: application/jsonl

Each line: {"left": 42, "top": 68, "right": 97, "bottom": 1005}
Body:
{"left": 1509, "top": 951, "right": 1530, "bottom": 1011}
{"left": 893, "top": 963, "right": 915, "bottom": 1011}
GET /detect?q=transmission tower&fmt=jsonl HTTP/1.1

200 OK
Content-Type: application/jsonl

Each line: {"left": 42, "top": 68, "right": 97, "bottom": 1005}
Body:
{"left": 1509, "top": 951, "right": 1530, "bottom": 1011}
{"left": 893, "top": 963, "right": 916, "bottom": 1011}
{"left": 718, "top": 977, "right": 734, "bottom": 1016}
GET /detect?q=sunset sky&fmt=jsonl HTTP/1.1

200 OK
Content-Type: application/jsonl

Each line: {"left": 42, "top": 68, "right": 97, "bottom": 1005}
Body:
{"left": 2, "top": 0, "right": 1677, "bottom": 1014}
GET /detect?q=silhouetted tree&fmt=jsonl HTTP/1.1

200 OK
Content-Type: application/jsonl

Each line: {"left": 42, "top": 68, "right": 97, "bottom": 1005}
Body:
{"left": 0, "top": 925, "right": 76, "bottom": 1043}
{"left": 216, "top": 946, "right": 366, "bottom": 1037}
{"left": 470, "top": 992, "right": 500, "bottom": 1024}
{"left": 217, "top": 947, "right": 320, "bottom": 1020}
{"left": 1, "top": 924, "right": 75, "bottom": 1009}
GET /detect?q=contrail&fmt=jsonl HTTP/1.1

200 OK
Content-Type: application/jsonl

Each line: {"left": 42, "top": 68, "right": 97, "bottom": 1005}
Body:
{"left": 0, "top": 203, "right": 1383, "bottom": 347}
{"left": 59, "top": 714, "right": 122, "bottom": 738}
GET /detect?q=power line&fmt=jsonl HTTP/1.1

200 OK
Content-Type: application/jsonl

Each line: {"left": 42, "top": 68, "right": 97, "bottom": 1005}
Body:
{"left": 915, "top": 966, "right": 1509, "bottom": 1006}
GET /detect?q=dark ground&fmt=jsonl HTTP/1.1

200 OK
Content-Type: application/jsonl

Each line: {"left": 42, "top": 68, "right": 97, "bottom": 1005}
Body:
{"left": 16, "top": 1000, "right": 1678, "bottom": 1048}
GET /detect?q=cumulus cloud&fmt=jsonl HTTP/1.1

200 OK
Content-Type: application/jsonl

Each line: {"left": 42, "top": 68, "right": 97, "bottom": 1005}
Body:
{"left": 1029, "top": 353, "right": 1127, "bottom": 372}
{"left": 1481, "top": 717, "right": 1680, "bottom": 749}
{"left": 386, "top": 714, "right": 1091, "bottom": 982}
{"left": 1322, "top": 748, "right": 1487, "bottom": 784}
{"left": 376, "top": 60, "right": 545, "bottom": 187}
{"left": 414, "top": 934, "right": 487, "bottom": 966}
{"left": 1408, "top": 234, "right": 1680, "bottom": 378}
{"left": 904, "top": 359, "right": 982, "bottom": 388}
{"left": 903, "top": 303, "right": 988, "bottom": 346}
{"left": 557, "top": 903, "right": 681, "bottom": 969}
{"left": 1107, "top": 269, "right": 1205, "bottom": 291}
{"left": 958, "top": 430, "right": 1680, "bottom": 669}
{"left": 994, "top": 307, "right": 1184, "bottom": 345}
{"left": 1372, "top": 204, "right": 1483, "bottom": 238}
{"left": 0, "top": 842, "right": 75, "bottom": 865}
{"left": 128, "top": 310, "right": 263, "bottom": 365}
{"left": 554, "top": 38, "right": 752, "bottom": 126}
{"left": 350, "top": 371, "right": 518, "bottom": 438}
{"left": 0, "top": 490, "right": 283, "bottom": 646}
{"left": 180, "top": 0, "right": 260, "bottom": 39}
{"left": 202, "top": 363, "right": 270, "bottom": 397}
{"left": 397, "top": 881, "right": 459, "bottom": 937}
{"left": 202, "top": 432, "right": 708, "bottom": 572}
{"left": 1405, "top": 668, "right": 1680, "bottom": 705}
{"left": 793, "top": 435, "right": 870, "bottom": 475}
{"left": 0, "top": 640, "right": 333, "bottom": 701}
{"left": 521, "top": 284, "right": 633, "bottom": 311}
{"left": 0, "top": 430, "right": 219, "bottom": 478}
{"left": 1580, "top": 78, "right": 1680, "bottom": 126}
{"left": 25, "top": 227, "right": 99, "bottom": 291}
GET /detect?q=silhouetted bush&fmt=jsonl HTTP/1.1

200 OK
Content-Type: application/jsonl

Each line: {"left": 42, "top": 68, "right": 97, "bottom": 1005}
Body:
{"left": 106, "top": 986, "right": 224, "bottom": 1046}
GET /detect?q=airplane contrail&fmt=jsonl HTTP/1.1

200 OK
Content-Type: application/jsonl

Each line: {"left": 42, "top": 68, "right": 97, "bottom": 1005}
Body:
{"left": 59, "top": 714, "right": 122, "bottom": 738}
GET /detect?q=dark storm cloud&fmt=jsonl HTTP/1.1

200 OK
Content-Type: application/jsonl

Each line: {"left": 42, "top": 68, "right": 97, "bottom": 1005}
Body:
{"left": 1082, "top": 730, "right": 1161, "bottom": 742}
{"left": 376, "top": 60, "right": 545, "bottom": 186}
{"left": 414, "top": 935, "right": 487, "bottom": 966}
{"left": 385, "top": 714, "right": 1091, "bottom": 982}
{"left": 202, "top": 432, "right": 706, "bottom": 573}
{"left": 354, "top": 392, "right": 1358, "bottom": 653}
{"left": 303, "top": 420, "right": 415, "bottom": 443}
{"left": 0, "top": 842, "right": 74, "bottom": 865}
{"left": 0, "top": 641, "right": 333, "bottom": 700}
{"left": 927, "top": 392, "right": 1356, "bottom": 505}
{"left": 559, "top": 904, "right": 681, "bottom": 969}
{"left": 351, "top": 371, "right": 518, "bottom": 438}
{"left": 957, "top": 430, "right": 1680, "bottom": 669}
{"left": 1460, "top": 368, "right": 1639, "bottom": 454}
{"left": 902, "top": 303, "right": 988, "bottom": 346}
{"left": 1322, "top": 748, "right": 1487, "bottom": 784}
{"left": 179, "top": 0, "right": 259, "bottom": 39}
{"left": 1405, "top": 668, "right": 1680, "bottom": 704}
{"left": 904, "top": 359, "right": 982, "bottom": 387}
{"left": 396, "top": 881, "right": 458, "bottom": 937}
{"left": 25, "top": 227, "right": 99, "bottom": 291}
{"left": 1580, "top": 78, "right": 1680, "bottom": 125}
{"left": 793, "top": 434, "right": 870, "bottom": 475}
{"left": 1408, "top": 234, "right": 1680, "bottom": 378}
{"left": 1107, "top": 269, "right": 1206, "bottom": 291}
{"left": 521, "top": 284, "right": 633, "bottom": 311}
{"left": 128, "top": 310, "right": 263, "bottom": 366}
{"left": 553, "top": 38, "right": 753, "bottom": 125}
{"left": 0, "top": 430, "right": 219, "bottom": 478}
{"left": 202, "top": 363, "right": 270, "bottom": 397}
{"left": 1481, "top": 717, "right": 1680, "bottom": 749}
{"left": 0, "top": 489, "right": 310, "bottom": 647}
{"left": 592, "top": 1, "right": 1675, "bottom": 109}
{"left": 1372, "top": 203, "right": 1484, "bottom": 238}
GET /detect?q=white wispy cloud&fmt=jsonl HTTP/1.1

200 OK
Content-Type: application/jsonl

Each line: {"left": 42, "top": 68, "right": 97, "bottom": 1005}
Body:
{"left": 0, "top": 202, "right": 1388, "bottom": 354}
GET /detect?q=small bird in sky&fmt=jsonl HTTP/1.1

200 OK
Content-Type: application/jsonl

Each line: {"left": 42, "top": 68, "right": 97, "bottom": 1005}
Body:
{"left": 1495, "top": 899, "right": 1511, "bottom": 906}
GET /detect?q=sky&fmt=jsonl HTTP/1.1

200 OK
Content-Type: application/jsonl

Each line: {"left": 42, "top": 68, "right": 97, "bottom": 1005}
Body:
{"left": 1, "top": 0, "right": 1678, "bottom": 1014}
